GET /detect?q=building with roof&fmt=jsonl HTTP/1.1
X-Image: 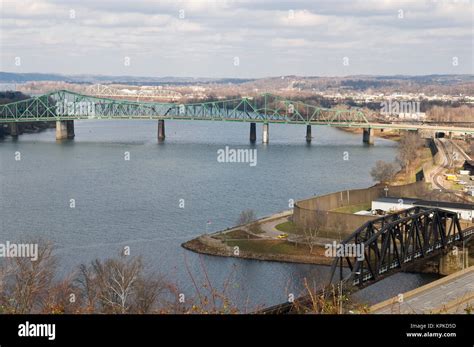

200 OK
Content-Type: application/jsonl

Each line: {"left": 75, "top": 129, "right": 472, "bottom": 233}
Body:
{"left": 371, "top": 197, "right": 474, "bottom": 221}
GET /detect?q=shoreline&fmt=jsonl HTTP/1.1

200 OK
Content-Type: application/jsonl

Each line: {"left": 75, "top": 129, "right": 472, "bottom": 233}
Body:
{"left": 181, "top": 210, "right": 346, "bottom": 266}
{"left": 181, "top": 129, "right": 404, "bottom": 265}
{"left": 337, "top": 127, "right": 401, "bottom": 141}
{"left": 182, "top": 236, "right": 336, "bottom": 266}
{"left": 181, "top": 130, "right": 405, "bottom": 265}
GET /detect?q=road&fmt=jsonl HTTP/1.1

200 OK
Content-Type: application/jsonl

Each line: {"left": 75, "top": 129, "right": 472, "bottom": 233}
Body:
{"left": 370, "top": 266, "right": 474, "bottom": 314}
{"left": 430, "top": 138, "right": 473, "bottom": 203}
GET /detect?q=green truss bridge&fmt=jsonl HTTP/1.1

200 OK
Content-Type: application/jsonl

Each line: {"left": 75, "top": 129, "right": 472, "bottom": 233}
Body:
{"left": 0, "top": 90, "right": 472, "bottom": 143}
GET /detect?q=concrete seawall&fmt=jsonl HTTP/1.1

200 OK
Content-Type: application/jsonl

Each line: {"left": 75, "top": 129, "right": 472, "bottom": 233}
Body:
{"left": 293, "top": 182, "right": 427, "bottom": 234}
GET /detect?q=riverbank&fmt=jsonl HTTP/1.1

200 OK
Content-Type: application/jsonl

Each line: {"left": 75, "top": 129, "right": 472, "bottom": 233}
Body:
{"left": 181, "top": 131, "right": 427, "bottom": 265}
{"left": 338, "top": 127, "right": 401, "bottom": 142}
{"left": 182, "top": 236, "right": 334, "bottom": 265}
{"left": 0, "top": 121, "right": 54, "bottom": 137}
{"left": 182, "top": 211, "right": 337, "bottom": 266}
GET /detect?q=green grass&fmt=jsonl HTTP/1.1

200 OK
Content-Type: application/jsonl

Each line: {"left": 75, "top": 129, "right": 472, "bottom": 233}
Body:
{"left": 275, "top": 221, "right": 299, "bottom": 233}
{"left": 331, "top": 203, "right": 371, "bottom": 214}
{"left": 275, "top": 221, "right": 346, "bottom": 239}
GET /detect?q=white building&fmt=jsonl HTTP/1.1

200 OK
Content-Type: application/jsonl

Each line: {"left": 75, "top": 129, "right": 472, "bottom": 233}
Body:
{"left": 372, "top": 197, "right": 474, "bottom": 221}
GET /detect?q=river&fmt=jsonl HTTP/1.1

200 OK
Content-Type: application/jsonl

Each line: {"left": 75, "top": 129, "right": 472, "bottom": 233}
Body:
{"left": 0, "top": 120, "right": 438, "bottom": 310}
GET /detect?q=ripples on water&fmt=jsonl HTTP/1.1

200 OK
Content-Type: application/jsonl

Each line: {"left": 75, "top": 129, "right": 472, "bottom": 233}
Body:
{"left": 0, "top": 120, "right": 434, "bottom": 308}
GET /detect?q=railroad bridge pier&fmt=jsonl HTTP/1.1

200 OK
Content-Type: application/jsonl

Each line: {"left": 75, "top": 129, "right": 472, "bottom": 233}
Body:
{"left": 409, "top": 246, "right": 470, "bottom": 276}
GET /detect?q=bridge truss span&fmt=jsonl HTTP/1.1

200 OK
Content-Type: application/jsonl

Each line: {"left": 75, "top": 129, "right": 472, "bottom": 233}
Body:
{"left": 328, "top": 207, "right": 472, "bottom": 288}
{"left": 0, "top": 90, "right": 369, "bottom": 125}
{"left": 1, "top": 90, "right": 473, "bottom": 136}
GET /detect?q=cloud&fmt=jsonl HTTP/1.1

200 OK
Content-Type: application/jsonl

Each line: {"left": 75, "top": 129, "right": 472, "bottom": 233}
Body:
{"left": 0, "top": 0, "right": 472, "bottom": 77}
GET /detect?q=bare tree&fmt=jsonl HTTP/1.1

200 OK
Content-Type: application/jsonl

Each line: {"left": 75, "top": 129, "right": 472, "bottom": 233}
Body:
{"left": 41, "top": 275, "right": 80, "bottom": 314}
{"left": 302, "top": 211, "right": 325, "bottom": 254}
{"left": 131, "top": 276, "right": 168, "bottom": 314}
{"left": 370, "top": 160, "right": 399, "bottom": 183}
{"left": 333, "top": 218, "right": 348, "bottom": 242}
{"left": 237, "top": 209, "right": 262, "bottom": 234}
{"left": 302, "top": 228, "right": 320, "bottom": 254}
{"left": 427, "top": 105, "right": 473, "bottom": 123}
{"left": 236, "top": 209, "right": 257, "bottom": 225}
{"left": 0, "top": 242, "right": 56, "bottom": 313}
{"left": 397, "top": 132, "right": 424, "bottom": 174}
{"left": 76, "top": 255, "right": 168, "bottom": 314}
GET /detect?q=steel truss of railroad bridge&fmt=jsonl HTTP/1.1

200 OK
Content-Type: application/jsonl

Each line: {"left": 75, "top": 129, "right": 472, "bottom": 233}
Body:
{"left": 328, "top": 206, "right": 474, "bottom": 288}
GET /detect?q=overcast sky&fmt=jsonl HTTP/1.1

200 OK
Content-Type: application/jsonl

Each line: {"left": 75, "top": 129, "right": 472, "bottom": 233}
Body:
{"left": 0, "top": 0, "right": 472, "bottom": 78}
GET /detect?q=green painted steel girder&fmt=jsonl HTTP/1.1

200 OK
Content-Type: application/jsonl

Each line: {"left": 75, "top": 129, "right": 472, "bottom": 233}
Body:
{"left": 0, "top": 90, "right": 369, "bottom": 125}
{"left": 0, "top": 90, "right": 472, "bottom": 134}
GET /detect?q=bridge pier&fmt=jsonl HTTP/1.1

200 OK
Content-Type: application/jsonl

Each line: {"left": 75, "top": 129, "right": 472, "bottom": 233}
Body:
{"left": 362, "top": 128, "right": 374, "bottom": 145}
{"left": 250, "top": 122, "right": 256, "bottom": 143}
{"left": 262, "top": 123, "right": 269, "bottom": 144}
{"left": 10, "top": 123, "right": 19, "bottom": 137}
{"left": 66, "top": 120, "right": 75, "bottom": 139}
{"left": 158, "top": 119, "right": 165, "bottom": 142}
{"left": 439, "top": 248, "right": 469, "bottom": 275}
{"left": 56, "top": 121, "right": 68, "bottom": 140}
{"left": 306, "top": 125, "right": 312, "bottom": 143}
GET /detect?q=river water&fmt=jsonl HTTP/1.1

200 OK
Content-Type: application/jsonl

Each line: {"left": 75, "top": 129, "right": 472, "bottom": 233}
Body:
{"left": 0, "top": 120, "right": 438, "bottom": 310}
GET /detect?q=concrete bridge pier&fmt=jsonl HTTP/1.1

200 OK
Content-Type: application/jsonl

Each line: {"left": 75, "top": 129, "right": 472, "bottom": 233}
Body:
{"left": 439, "top": 247, "right": 469, "bottom": 276}
{"left": 56, "top": 121, "right": 68, "bottom": 140}
{"left": 306, "top": 125, "right": 312, "bottom": 143}
{"left": 10, "top": 123, "right": 19, "bottom": 137}
{"left": 66, "top": 120, "right": 75, "bottom": 139}
{"left": 262, "top": 123, "right": 269, "bottom": 144}
{"left": 250, "top": 122, "right": 256, "bottom": 143}
{"left": 158, "top": 119, "right": 165, "bottom": 142}
{"left": 362, "top": 128, "right": 374, "bottom": 145}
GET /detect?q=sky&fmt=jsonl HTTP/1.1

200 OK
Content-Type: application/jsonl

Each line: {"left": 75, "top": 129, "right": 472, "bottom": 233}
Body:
{"left": 0, "top": 0, "right": 473, "bottom": 78}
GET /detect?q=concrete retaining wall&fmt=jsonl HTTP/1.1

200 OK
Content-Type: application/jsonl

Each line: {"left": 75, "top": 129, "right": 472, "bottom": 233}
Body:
{"left": 293, "top": 182, "right": 428, "bottom": 235}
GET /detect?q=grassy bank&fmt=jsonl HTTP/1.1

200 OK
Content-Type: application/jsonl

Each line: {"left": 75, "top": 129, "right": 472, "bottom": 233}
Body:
{"left": 182, "top": 235, "right": 335, "bottom": 266}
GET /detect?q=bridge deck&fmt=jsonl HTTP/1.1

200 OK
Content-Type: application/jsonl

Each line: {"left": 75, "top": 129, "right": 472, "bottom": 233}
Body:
{"left": 370, "top": 266, "right": 474, "bottom": 314}
{"left": 0, "top": 90, "right": 473, "bottom": 133}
